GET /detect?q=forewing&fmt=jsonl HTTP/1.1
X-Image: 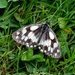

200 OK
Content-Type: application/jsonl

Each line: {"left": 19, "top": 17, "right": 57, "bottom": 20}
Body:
{"left": 38, "top": 28, "right": 61, "bottom": 58}
{"left": 12, "top": 24, "right": 42, "bottom": 48}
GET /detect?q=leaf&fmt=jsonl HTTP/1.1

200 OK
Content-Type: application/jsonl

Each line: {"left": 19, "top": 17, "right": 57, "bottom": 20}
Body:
{"left": 25, "top": 63, "right": 34, "bottom": 73}
{"left": 21, "top": 48, "right": 34, "bottom": 61}
{"left": 14, "top": 13, "right": 24, "bottom": 22}
{"left": 58, "top": 17, "right": 67, "bottom": 29}
{"left": 21, "top": 48, "right": 45, "bottom": 62}
{"left": 0, "top": 0, "right": 7, "bottom": 8}
{"left": 14, "top": 72, "right": 26, "bottom": 75}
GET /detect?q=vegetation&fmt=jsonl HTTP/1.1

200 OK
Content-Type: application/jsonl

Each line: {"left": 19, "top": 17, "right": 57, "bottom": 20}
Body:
{"left": 0, "top": 0, "right": 75, "bottom": 75}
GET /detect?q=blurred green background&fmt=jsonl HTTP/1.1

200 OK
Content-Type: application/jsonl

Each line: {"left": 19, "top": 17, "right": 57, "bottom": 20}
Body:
{"left": 0, "top": 0, "right": 75, "bottom": 75}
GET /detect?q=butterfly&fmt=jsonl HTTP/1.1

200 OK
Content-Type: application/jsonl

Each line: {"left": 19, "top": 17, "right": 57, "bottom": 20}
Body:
{"left": 12, "top": 22, "right": 61, "bottom": 58}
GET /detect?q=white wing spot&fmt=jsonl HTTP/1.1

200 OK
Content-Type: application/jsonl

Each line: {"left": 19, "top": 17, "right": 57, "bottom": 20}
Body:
{"left": 34, "top": 45, "right": 37, "bottom": 47}
{"left": 44, "top": 50, "right": 46, "bottom": 53}
{"left": 43, "top": 40, "right": 50, "bottom": 46}
{"left": 44, "top": 40, "right": 51, "bottom": 46}
{"left": 57, "top": 49, "right": 60, "bottom": 53}
{"left": 16, "top": 32, "right": 20, "bottom": 35}
{"left": 30, "top": 26, "right": 39, "bottom": 31}
{"left": 26, "top": 43, "right": 29, "bottom": 47}
{"left": 21, "top": 35, "right": 25, "bottom": 40}
{"left": 33, "top": 38, "right": 38, "bottom": 42}
{"left": 55, "top": 53, "right": 57, "bottom": 57}
{"left": 48, "top": 40, "right": 51, "bottom": 46}
{"left": 28, "top": 32, "right": 33, "bottom": 37}
{"left": 24, "top": 36, "right": 28, "bottom": 41}
{"left": 54, "top": 43, "right": 58, "bottom": 49}
{"left": 16, "top": 36, "right": 19, "bottom": 39}
{"left": 22, "top": 27, "right": 27, "bottom": 35}
{"left": 48, "top": 47, "right": 51, "bottom": 51}
{"left": 51, "top": 48, "right": 53, "bottom": 53}
{"left": 28, "top": 32, "right": 38, "bottom": 42}
{"left": 40, "top": 49, "right": 43, "bottom": 52}
{"left": 30, "top": 45, "right": 33, "bottom": 48}
{"left": 49, "top": 32, "right": 54, "bottom": 40}
{"left": 38, "top": 47, "right": 41, "bottom": 49}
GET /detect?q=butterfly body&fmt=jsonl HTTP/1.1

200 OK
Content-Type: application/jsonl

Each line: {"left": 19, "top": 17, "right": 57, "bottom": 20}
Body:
{"left": 12, "top": 23, "right": 61, "bottom": 58}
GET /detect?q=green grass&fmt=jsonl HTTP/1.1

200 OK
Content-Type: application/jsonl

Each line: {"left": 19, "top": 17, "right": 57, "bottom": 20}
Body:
{"left": 0, "top": 0, "right": 75, "bottom": 75}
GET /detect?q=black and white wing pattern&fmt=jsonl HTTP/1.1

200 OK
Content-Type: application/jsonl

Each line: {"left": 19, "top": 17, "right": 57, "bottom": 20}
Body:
{"left": 12, "top": 24, "right": 42, "bottom": 48}
{"left": 12, "top": 23, "right": 61, "bottom": 58}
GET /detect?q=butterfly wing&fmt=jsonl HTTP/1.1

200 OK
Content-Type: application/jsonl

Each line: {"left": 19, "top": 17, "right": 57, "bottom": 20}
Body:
{"left": 38, "top": 27, "right": 61, "bottom": 58}
{"left": 12, "top": 23, "right": 61, "bottom": 58}
{"left": 12, "top": 24, "right": 43, "bottom": 48}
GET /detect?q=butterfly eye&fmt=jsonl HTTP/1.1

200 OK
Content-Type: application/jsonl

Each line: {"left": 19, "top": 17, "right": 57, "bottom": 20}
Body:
{"left": 12, "top": 23, "right": 61, "bottom": 58}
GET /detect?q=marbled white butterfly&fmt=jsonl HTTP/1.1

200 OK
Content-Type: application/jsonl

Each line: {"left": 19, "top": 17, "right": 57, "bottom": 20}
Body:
{"left": 12, "top": 22, "right": 61, "bottom": 58}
